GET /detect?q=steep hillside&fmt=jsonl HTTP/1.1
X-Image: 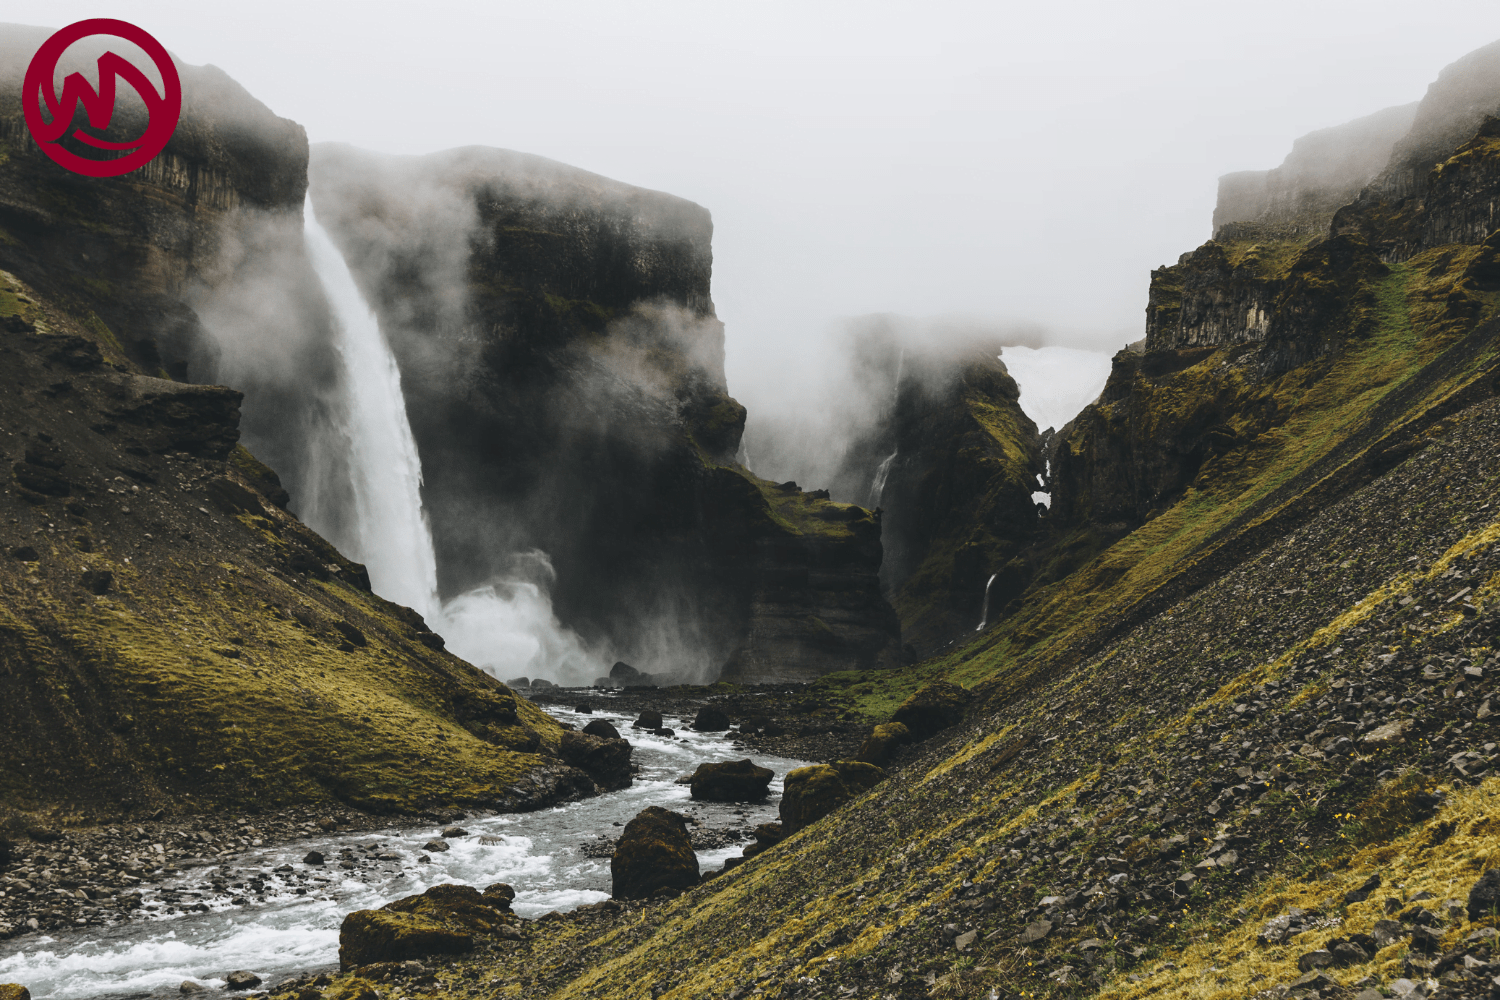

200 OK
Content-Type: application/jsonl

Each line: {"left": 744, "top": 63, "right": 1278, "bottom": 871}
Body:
{"left": 292, "top": 359, "right": 1500, "bottom": 1000}
{"left": 0, "top": 269, "right": 582, "bottom": 823}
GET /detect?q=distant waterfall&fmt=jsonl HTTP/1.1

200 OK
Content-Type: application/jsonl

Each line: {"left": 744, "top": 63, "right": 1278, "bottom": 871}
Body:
{"left": 304, "top": 200, "right": 441, "bottom": 618}
{"left": 870, "top": 347, "right": 906, "bottom": 506}
{"left": 870, "top": 449, "right": 897, "bottom": 504}
{"left": 975, "top": 573, "right": 998, "bottom": 631}
{"left": 304, "top": 199, "right": 599, "bottom": 684}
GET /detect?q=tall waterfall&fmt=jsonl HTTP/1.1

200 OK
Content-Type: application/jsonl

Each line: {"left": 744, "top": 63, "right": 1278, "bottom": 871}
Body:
{"left": 304, "top": 203, "right": 441, "bottom": 617}
{"left": 304, "top": 200, "right": 599, "bottom": 684}
{"left": 975, "top": 572, "right": 998, "bottom": 631}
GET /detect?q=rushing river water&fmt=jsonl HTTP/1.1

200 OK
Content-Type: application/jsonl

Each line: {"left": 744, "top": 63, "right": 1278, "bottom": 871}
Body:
{"left": 0, "top": 705, "right": 809, "bottom": 1000}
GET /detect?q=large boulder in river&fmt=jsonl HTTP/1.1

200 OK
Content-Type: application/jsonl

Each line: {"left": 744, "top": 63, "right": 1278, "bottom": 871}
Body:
{"left": 557, "top": 730, "right": 634, "bottom": 790}
{"left": 691, "top": 705, "right": 731, "bottom": 731}
{"left": 582, "top": 718, "right": 623, "bottom": 741}
{"left": 856, "top": 721, "right": 912, "bottom": 766}
{"left": 0, "top": 987, "right": 31, "bottom": 1000}
{"left": 338, "top": 883, "right": 514, "bottom": 968}
{"left": 689, "top": 759, "right": 773, "bottom": 801}
{"left": 780, "top": 761, "right": 885, "bottom": 835}
{"left": 611, "top": 806, "right": 699, "bottom": 899}
{"left": 891, "top": 681, "right": 970, "bottom": 739}
{"left": 632, "top": 710, "right": 664, "bottom": 730}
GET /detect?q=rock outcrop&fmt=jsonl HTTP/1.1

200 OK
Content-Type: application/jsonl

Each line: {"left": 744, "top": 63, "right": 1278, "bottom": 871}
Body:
{"left": 890, "top": 681, "right": 970, "bottom": 740}
{"left": 856, "top": 721, "right": 912, "bottom": 766}
{"left": 779, "top": 761, "right": 885, "bottom": 836}
{"left": 610, "top": 806, "right": 698, "bottom": 899}
{"left": 1213, "top": 103, "right": 1418, "bottom": 236}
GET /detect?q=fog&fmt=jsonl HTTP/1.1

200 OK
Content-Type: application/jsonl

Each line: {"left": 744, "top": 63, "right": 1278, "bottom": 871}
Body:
{"left": 8, "top": 0, "right": 1500, "bottom": 416}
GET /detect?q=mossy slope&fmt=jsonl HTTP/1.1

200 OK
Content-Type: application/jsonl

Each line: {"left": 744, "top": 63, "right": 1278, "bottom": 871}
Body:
{"left": 0, "top": 269, "right": 573, "bottom": 824}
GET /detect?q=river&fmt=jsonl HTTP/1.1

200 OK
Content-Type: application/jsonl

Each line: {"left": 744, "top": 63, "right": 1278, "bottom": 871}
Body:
{"left": 0, "top": 705, "right": 809, "bottom": 999}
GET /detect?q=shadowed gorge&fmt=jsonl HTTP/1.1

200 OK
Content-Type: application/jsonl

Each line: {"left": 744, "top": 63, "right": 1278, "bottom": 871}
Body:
{"left": 7, "top": 22, "right": 1500, "bottom": 1000}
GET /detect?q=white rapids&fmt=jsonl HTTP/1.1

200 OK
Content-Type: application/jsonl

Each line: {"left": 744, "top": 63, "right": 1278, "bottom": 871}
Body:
{"left": 0, "top": 708, "right": 810, "bottom": 999}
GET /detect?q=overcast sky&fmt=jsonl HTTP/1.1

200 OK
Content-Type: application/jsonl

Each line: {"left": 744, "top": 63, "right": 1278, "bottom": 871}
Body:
{"left": 10, "top": 0, "right": 1500, "bottom": 404}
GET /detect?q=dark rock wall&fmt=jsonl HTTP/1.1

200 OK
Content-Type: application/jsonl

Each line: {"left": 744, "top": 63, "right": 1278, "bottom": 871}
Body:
{"left": 309, "top": 144, "right": 899, "bottom": 681}
{"left": 877, "top": 347, "right": 1043, "bottom": 651}
{"left": 0, "top": 23, "right": 354, "bottom": 543}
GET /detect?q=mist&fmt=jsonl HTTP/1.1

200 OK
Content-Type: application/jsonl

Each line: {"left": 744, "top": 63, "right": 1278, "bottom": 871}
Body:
{"left": 741, "top": 314, "right": 1111, "bottom": 507}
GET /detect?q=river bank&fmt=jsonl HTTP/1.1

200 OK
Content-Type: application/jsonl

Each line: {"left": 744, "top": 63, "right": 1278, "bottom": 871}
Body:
{"left": 0, "top": 706, "right": 811, "bottom": 999}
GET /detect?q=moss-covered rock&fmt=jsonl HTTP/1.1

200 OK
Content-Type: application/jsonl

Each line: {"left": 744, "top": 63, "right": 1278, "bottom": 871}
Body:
{"left": 856, "top": 721, "right": 912, "bottom": 766}
{"left": 611, "top": 806, "right": 698, "bottom": 899}
{"left": 891, "top": 681, "right": 969, "bottom": 739}
{"left": 689, "top": 759, "right": 773, "bottom": 802}
{"left": 338, "top": 882, "right": 518, "bottom": 968}
{"left": 337, "top": 910, "right": 472, "bottom": 969}
{"left": 0, "top": 985, "right": 31, "bottom": 1000}
{"left": 779, "top": 761, "right": 885, "bottom": 836}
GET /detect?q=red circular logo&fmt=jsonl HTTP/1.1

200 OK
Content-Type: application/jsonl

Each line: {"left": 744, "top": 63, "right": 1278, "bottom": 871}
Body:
{"left": 22, "top": 19, "right": 182, "bottom": 178}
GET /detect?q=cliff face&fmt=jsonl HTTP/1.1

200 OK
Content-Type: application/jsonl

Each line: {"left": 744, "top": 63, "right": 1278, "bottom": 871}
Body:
{"left": 0, "top": 24, "right": 355, "bottom": 538}
{"left": 876, "top": 347, "right": 1043, "bottom": 651}
{"left": 1213, "top": 102, "right": 1418, "bottom": 236}
{"left": 308, "top": 145, "right": 900, "bottom": 681}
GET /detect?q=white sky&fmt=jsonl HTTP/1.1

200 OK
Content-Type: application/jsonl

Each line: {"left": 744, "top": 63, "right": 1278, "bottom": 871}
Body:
{"left": 9, "top": 0, "right": 1500, "bottom": 409}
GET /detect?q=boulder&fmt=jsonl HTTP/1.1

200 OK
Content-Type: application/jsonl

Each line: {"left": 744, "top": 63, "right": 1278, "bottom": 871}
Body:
{"left": 779, "top": 761, "right": 886, "bottom": 835}
{"left": 632, "top": 710, "right": 664, "bottom": 730}
{"left": 0, "top": 988, "right": 30, "bottom": 1000}
{"left": 423, "top": 839, "right": 449, "bottom": 853}
{"left": 583, "top": 719, "right": 623, "bottom": 741}
{"left": 689, "top": 759, "right": 774, "bottom": 802}
{"left": 506, "top": 677, "right": 530, "bottom": 688}
{"left": 557, "top": 730, "right": 634, "bottom": 790}
{"left": 482, "top": 883, "right": 515, "bottom": 911}
{"left": 856, "top": 721, "right": 912, "bottom": 766}
{"left": 532, "top": 678, "right": 555, "bottom": 690}
{"left": 610, "top": 806, "right": 698, "bottom": 900}
{"left": 890, "top": 681, "right": 970, "bottom": 739}
{"left": 739, "top": 822, "right": 784, "bottom": 860}
{"left": 1468, "top": 869, "right": 1500, "bottom": 921}
{"left": 179, "top": 983, "right": 206, "bottom": 995}
{"left": 303, "top": 851, "right": 325, "bottom": 865}
{"left": 224, "top": 971, "right": 262, "bottom": 990}
{"left": 691, "top": 705, "right": 731, "bottom": 731}
{"left": 575, "top": 704, "right": 593, "bottom": 714}
{"left": 339, "top": 883, "right": 514, "bottom": 968}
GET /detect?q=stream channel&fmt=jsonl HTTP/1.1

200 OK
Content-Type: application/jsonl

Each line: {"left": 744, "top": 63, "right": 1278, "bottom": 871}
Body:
{"left": 0, "top": 704, "right": 810, "bottom": 999}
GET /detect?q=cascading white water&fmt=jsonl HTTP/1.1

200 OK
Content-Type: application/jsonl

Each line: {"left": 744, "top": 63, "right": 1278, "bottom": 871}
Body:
{"left": 870, "top": 449, "right": 897, "bottom": 503}
{"left": 869, "top": 347, "right": 906, "bottom": 505}
{"left": 304, "top": 202, "right": 441, "bottom": 617}
{"left": 303, "top": 200, "right": 599, "bottom": 684}
{"left": 975, "top": 572, "right": 998, "bottom": 631}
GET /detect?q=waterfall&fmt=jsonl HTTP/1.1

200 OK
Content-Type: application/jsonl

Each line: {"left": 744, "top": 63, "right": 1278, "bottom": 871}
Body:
{"left": 304, "top": 199, "right": 599, "bottom": 684}
{"left": 870, "top": 449, "right": 897, "bottom": 504}
{"left": 870, "top": 347, "right": 906, "bottom": 505}
{"left": 304, "top": 200, "right": 441, "bottom": 617}
{"left": 975, "top": 573, "right": 998, "bottom": 631}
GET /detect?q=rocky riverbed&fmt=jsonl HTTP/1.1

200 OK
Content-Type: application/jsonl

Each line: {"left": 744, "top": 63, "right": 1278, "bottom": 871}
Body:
{"left": 0, "top": 709, "right": 810, "bottom": 999}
